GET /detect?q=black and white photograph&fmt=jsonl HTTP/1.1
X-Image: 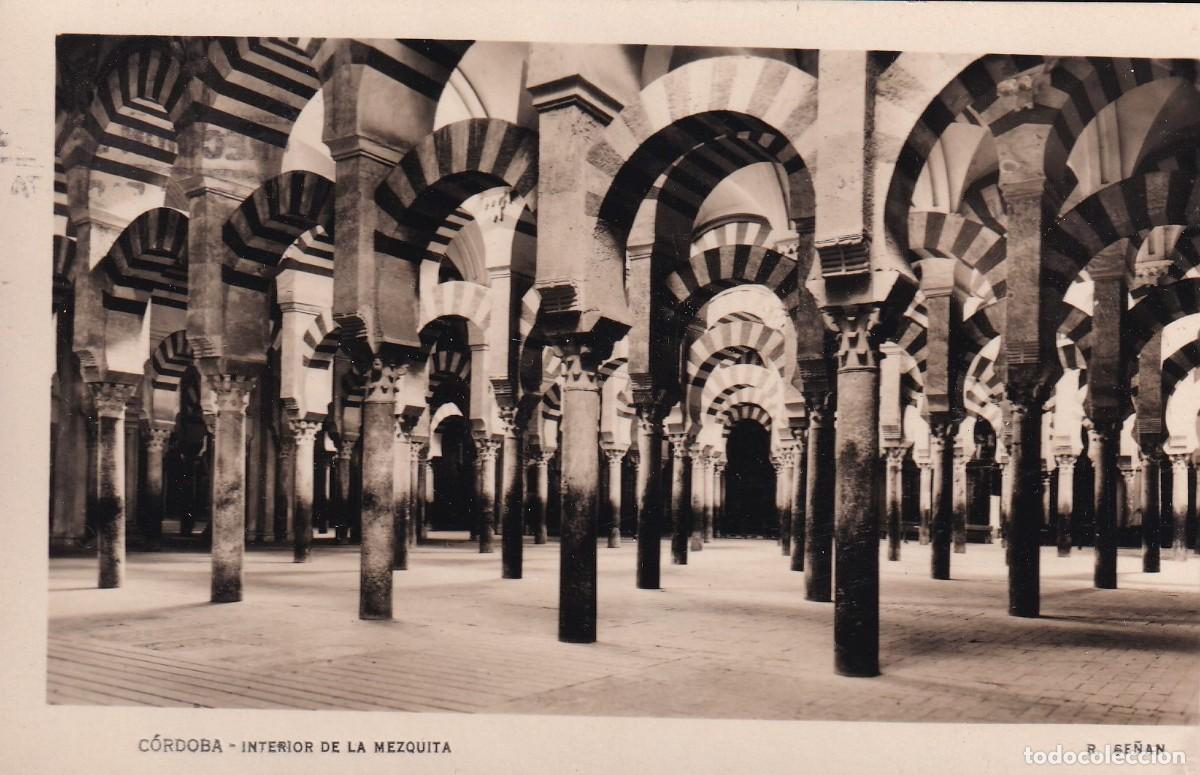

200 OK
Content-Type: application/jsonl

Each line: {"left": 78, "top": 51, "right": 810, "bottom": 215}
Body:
{"left": 4, "top": 2, "right": 1200, "bottom": 772}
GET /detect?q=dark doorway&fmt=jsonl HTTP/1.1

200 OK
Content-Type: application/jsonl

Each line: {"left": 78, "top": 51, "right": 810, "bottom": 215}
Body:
{"left": 431, "top": 414, "right": 476, "bottom": 532}
{"left": 721, "top": 420, "right": 776, "bottom": 537}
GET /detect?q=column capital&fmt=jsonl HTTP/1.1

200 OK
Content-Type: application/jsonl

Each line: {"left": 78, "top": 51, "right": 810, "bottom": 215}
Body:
{"left": 362, "top": 358, "right": 404, "bottom": 404}
{"left": 602, "top": 447, "right": 626, "bottom": 465}
{"left": 803, "top": 388, "right": 836, "bottom": 429}
{"left": 1169, "top": 452, "right": 1191, "bottom": 472}
{"left": 474, "top": 434, "right": 500, "bottom": 462}
{"left": 668, "top": 434, "right": 691, "bottom": 460}
{"left": 555, "top": 342, "right": 605, "bottom": 392}
{"left": 1054, "top": 453, "right": 1077, "bottom": 470}
{"left": 884, "top": 444, "right": 908, "bottom": 465}
{"left": 824, "top": 304, "right": 883, "bottom": 372}
{"left": 497, "top": 405, "right": 520, "bottom": 437}
{"left": 89, "top": 382, "right": 139, "bottom": 418}
{"left": 290, "top": 418, "right": 322, "bottom": 446}
{"left": 337, "top": 436, "right": 357, "bottom": 461}
{"left": 205, "top": 374, "right": 255, "bottom": 415}
{"left": 144, "top": 426, "right": 173, "bottom": 451}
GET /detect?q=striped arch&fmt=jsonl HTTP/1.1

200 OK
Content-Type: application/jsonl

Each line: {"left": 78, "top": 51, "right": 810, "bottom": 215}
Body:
{"left": 428, "top": 402, "right": 467, "bottom": 458}
{"left": 1046, "top": 171, "right": 1200, "bottom": 299}
{"left": 720, "top": 402, "right": 773, "bottom": 437}
{"left": 374, "top": 118, "right": 538, "bottom": 262}
{"left": 694, "top": 362, "right": 784, "bottom": 423}
{"left": 199, "top": 38, "right": 321, "bottom": 148}
{"left": 664, "top": 244, "right": 798, "bottom": 315}
{"left": 1163, "top": 339, "right": 1200, "bottom": 401}
{"left": 587, "top": 55, "right": 818, "bottom": 236}
{"left": 83, "top": 44, "right": 190, "bottom": 181}
{"left": 299, "top": 309, "right": 339, "bottom": 369}
{"left": 224, "top": 170, "right": 335, "bottom": 277}
{"left": 687, "top": 320, "right": 788, "bottom": 388}
{"left": 1127, "top": 278, "right": 1200, "bottom": 356}
{"left": 419, "top": 280, "right": 492, "bottom": 344}
{"left": 882, "top": 53, "right": 1046, "bottom": 254}
{"left": 148, "top": 330, "right": 193, "bottom": 423}
{"left": 907, "top": 210, "right": 1006, "bottom": 300}
{"left": 541, "top": 382, "right": 562, "bottom": 424}
{"left": 691, "top": 216, "right": 773, "bottom": 254}
{"left": 704, "top": 386, "right": 781, "bottom": 433}
{"left": 103, "top": 207, "right": 189, "bottom": 307}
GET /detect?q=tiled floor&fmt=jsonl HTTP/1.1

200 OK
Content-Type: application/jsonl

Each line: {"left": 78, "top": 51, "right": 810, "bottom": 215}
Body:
{"left": 47, "top": 536, "right": 1200, "bottom": 724}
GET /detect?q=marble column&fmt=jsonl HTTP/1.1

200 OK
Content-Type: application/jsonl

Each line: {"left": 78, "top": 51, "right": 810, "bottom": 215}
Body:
{"left": 830, "top": 307, "right": 883, "bottom": 677}
{"left": 528, "top": 448, "right": 551, "bottom": 545}
{"left": 999, "top": 455, "right": 1014, "bottom": 549}
{"left": 334, "top": 434, "right": 357, "bottom": 544}
{"left": 689, "top": 448, "right": 705, "bottom": 553}
{"left": 778, "top": 448, "right": 795, "bottom": 556}
{"left": 408, "top": 438, "right": 423, "bottom": 546}
{"left": 704, "top": 452, "right": 717, "bottom": 542}
{"left": 142, "top": 426, "right": 172, "bottom": 551}
{"left": 276, "top": 437, "right": 295, "bottom": 544}
{"left": 1141, "top": 450, "right": 1162, "bottom": 572}
{"left": 804, "top": 393, "right": 835, "bottom": 602}
{"left": 500, "top": 411, "right": 524, "bottom": 578}
{"left": 715, "top": 460, "right": 727, "bottom": 541}
{"left": 635, "top": 408, "right": 665, "bottom": 589}
{"left": 952, "top": 446, "right": 968, "bottom": 554}
{"left": 358, "top": 360, "right": 400, "bottom": 621}
{"left": 928, "top": 417, "right": 957, "bottom": 580}
{"left": 603, "top": 447, "right": 624, "bottom": 548}
{"left": 123, "top": 405, "right": 142, "bottom": 546}
{"left": 391, "top": 420, "right": 412, "bottom": 570}
{"left": 205, "top": 373, "right": 255, "bottom": 603}
{"left": 790, "top": 429, "right": 808, "bottom": 572}
{"left": 917, "top": 459, "right": 932, "bottom": 545}
{"left": 1170, "top": 454, "right": 1190, "bottom": 562}
{"left": 557, "top": 347, "right": 603, "bottom": 644}
{"left": 884, "top": 445, "right": 905, "bottom": 562}
{"left": 669, "top": 434, "right": 689, "bottom": 565}
{"left": 89, "top": 382, "right": 138, "bottom": 588}
{"left": 420, "top": 447, "right": 433, "bottom": 542}
{"left": 1006, "top": 389, "right": 1042, "bottom": 618}
{"left": 1092, "top": 421, "right": 1121, "bottom": 588}
{"left": 474, "top": 434, "right": 499, "bottom": 554}
{"left": 1055, "top": 454, "right": 1075, "bottom": 557}
{"left": 291, "top": 418, "right": 321, "bottom": 564}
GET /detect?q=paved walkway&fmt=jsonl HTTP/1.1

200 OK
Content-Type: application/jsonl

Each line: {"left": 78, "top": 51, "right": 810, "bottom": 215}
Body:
{"left": 47, "top": 536, "right": 1199, "bottom": 724}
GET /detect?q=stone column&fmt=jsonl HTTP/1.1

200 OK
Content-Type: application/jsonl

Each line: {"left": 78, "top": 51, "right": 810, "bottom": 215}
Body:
{"left": 999, "top": 454, "right": 1014, "bottom": 549}
{"left": 779, "top": 448, "right": 796, "bottom": 556}
{"left": 1170, "top": 453, "right": 1190, "bottom": 562}
{"left": 142, "top": 426, "right": 172, "bottom": 551}
{"left": 499, "top": 410, "right": 524, "bottom": 578}
{"left": 420, "top": 447, "right": 433, "bottom": 541}
{"left": 1140, "top": 450, "right": 1162, "bottom": 572}
{"left": 790, "top": 428, "right": 808, "bottom": 572}
{"left": 669, "top": 434, "right": 689, "bottom": 565}
{"left": 528, "top": 448, "right": 551, "bottom": 545}
{"left": 917, "top": 459, "right": 933, "bottom": 545}
{"left": 276, "top": 437, "right": 295, "bottom": 544}
{"left": 1055, "top": 453, "right": 1076, "bottom": 557}
{"left": 830, "top": 306, "right": 883, "bottom": 677}
{"left": 123, "top": 405, "right": 142, "bottom": 546}
{"left": 804, "top": 392, "right": 835, "bottom": 602}
{"left": 928, "top": 417, "right": 958, "bottom": 580}
{"left": 291, "top": 418, "right": 321, "bottom": 564}
{"left": 557, "top": 346, "right": 603, "bottom": 644}
{"left": 689, "top": 447, "right": 705, "bottom": 553}
{"left": 1006, "top": 388, "right": 1043, "bottom": 618}
{"left": 474, "top": 434, "right": 499, "bottom": 554}
{"left": 635, "top": 407, "right": 665, "bottom": 588}
{"left": 358, "top": 360, "right": 400, "bottom": 621}
{"left": 89, "top": 382, "right": 138, "bottom": 588}
{"left": 884, "top": 445, "right": 906, "bottom": 562}
{"left": 700, "top": 453, "right": 710, "bottom": 544}
{"left": 204, "top": 373, "right": 255, "bottom": 603}
{"left": 1042, "top": 465, "right": 1055, "bottom": 534}
{"left": 392, "top": 420, "right": 412, "bottom": 570}
{"left": 952, "top": 445, "right": 968, "bottom": 554}
{"left": 408, "top": 437, "right": 423, "bottom": 546}
{"left": 334, "top": 434, "right": 357, "bottom": 544}
{"left": 1092, "top": 421, "right": 1121, "bottom": 588}
{"left": 603, "top": 447, "right": 624, "bottom": 548}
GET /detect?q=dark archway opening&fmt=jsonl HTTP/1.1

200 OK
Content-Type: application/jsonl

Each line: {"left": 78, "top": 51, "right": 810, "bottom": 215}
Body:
{"left": 431, "top": 414, "right": 477, "bottom": 532}
{"left": 721, "top": 420, "right": 776, "bottom": 537}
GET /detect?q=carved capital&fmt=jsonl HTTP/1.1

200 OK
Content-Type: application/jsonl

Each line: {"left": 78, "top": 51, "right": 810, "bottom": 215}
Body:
{"left": 474, "top": 435, "right": 500, "bottom": 463}
{"left": 89, "top": 382, "right": 138, "bottom": 418}
{"left": 1170, "top": 453, "right": 1191, "bottom": 472}
{"left": 804, "top": 389, "right": 835, "bottom": 429}
{"left": 827, "top": 305, "right": 883, "bottom": 372}
{"left": 338, "top": 437, "right": 357, "bottom": 460}
{"left": 602, "top": 447, "right": 626, "bottom": 465}
{"left": 362, "top": 358, "right": 404, "bottom": 404}
{"left": 144, "top": 426, "right": 173, "bottom": 452}
{"left": 1055, "top": 454, "right": 1077, "bottom": 471}
{"left": 290, "top": 419, "right": 322, "bottom": 447}
{"left": 669, "top": 434, "right": 691, "bottom": 461}
{"left": 205, "top": 374, "right": 254, "bottom": 415}
{"left": 498, "top": 406, "right": 520, "bottom": 437}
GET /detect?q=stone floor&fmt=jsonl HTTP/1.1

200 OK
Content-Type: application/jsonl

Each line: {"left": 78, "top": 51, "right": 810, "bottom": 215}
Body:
{"left": 47, "top": 535, "right": 1200, "bottom": 724}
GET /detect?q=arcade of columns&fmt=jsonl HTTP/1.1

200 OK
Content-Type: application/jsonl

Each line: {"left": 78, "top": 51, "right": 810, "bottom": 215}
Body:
{"left": 52, "top": 38, "right": 1200, "bottom": 677}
